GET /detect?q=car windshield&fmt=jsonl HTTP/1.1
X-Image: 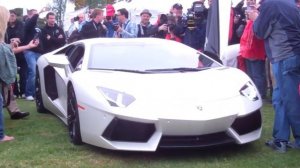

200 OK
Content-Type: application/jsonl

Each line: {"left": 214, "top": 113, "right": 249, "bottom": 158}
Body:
{"left": 88, "top": 42, "right": 222, "bottom": 72}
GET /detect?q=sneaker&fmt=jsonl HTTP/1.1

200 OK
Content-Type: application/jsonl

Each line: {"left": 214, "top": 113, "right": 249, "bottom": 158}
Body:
{"left": 265, "top": 139, "right": 287, "bottom": 153}
{"left": 21, "top": 94, "right": 26, "bottom": 99}
{"left": 287, "top": 141, "right": 300, "bottom": 149}
{"left": 25, "top": 96, "right": 34, "bottom": 101}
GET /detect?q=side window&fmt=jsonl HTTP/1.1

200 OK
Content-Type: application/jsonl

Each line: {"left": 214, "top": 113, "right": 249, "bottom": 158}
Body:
{"left": 69, "top": 46, "right": 85, "bottom": 71}
{"left": 55, "top": 45, "right": 76, "bottom": 57}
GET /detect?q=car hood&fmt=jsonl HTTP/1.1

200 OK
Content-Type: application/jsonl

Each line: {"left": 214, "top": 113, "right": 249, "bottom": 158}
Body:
{"left": 76, "top": 67, "right": 250, "bottom": 103}
{"left": 71, "top": 67, "right": 258, "bottom": 120}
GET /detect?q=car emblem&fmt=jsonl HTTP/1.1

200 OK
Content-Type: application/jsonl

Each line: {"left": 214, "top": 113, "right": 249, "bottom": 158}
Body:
{"left": 196, "top": 105, "right": 203, "bottom": 111}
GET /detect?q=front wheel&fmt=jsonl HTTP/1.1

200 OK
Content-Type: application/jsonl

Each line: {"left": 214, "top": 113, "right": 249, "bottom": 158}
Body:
{"left": 67, "top": 84, "right": 82, "bottom": 145}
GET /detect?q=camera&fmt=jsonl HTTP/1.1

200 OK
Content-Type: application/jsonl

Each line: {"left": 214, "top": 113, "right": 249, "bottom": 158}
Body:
{"left": 159, "top": 14, "right": 177, "bottom": 32}
{"left": 184, "top": 1, "right": 207, "bottom": 29}
{"left": 113, "top": 22, "right": 120, "bottom": 31}
{"left": 159, "top": 14, "right": 168, "bottom": 25}
{"left": 186, "top": 13, "right": 196, "bottom": 29}
{"left": 192, "top": 1, "right": 206, "bottom": 18}
{"left": 73, "top": 16, "right": 80, "bottom": 22}
{"left": 167, "top": 23, "right": 176, "bottom": 32}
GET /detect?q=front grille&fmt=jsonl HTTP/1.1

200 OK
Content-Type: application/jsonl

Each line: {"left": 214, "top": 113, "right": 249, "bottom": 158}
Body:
{"left": 102, "top": 118, "right": 155, "bottom": 142}
{"left": 159, "top": 132, "right": 234, "bottom": 148}
{"left": 231, "top": 110, "right": 262, "bottom": 135}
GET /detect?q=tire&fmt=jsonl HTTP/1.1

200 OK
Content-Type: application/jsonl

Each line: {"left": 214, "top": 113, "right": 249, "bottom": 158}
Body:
{"left": 35, "top": 66, "right": 48, "bottom": 113}
{"left": 67, "top": 84, "right": 82, "bottom": 145}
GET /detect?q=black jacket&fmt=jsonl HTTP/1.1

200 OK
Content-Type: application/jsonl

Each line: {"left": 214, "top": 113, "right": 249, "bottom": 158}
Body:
{"left": 5, "top": 20, "right": 24, "bottom": 44}
{"left": 23, "top": 14, "right": 43, "bottom": 53}
{"left": 80, "top": 20, "right": 106, "bottom": 40}
{"left": 41, "top": 24, "right": 66, "bottom": 54}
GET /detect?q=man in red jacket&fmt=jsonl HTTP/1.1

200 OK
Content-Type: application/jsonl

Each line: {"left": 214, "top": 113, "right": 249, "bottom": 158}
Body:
{"left": 239, "top": 1, "right": 267, "bottom": 99}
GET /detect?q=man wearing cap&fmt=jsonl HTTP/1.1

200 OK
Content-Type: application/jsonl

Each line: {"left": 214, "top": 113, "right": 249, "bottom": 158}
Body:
{"left": 169, "top": 3, "right": 186, "bottom": 40}
{"left": 137, "top": 9, "right": 155, "bottom": 37}
{"left": 103, "top": 4, "right": 118, "bottom": 38}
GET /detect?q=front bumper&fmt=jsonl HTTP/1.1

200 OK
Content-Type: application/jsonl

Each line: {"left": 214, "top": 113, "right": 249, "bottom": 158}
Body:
{"left": 93, "top": 110, "right": 262, "bottom": 151}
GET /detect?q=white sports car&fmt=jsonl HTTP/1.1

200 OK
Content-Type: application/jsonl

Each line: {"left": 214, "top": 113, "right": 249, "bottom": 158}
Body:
{"left": 36, "top": 38, "right": 262, "bottom": 151}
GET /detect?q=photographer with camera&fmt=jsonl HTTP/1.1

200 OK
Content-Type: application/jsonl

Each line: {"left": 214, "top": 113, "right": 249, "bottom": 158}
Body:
{"left": 67, "top": 13, "right": 86, "bottom": 43}
{"left": 152, "top": 3, "right": 186, "bottom": 41}
{"left": 152, "top": 14, "right": 168, "bottom": 39}
{"left": 183, "top": 1, "right": 207, "bottom": 50}
{"left": 164, "top": 14, "right": 182, "bottom": 42}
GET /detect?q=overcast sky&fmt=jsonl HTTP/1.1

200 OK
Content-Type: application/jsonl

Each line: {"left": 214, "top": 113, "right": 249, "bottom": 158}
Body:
{"left": 0, "top": 0, "right": 52, "bottom": 10}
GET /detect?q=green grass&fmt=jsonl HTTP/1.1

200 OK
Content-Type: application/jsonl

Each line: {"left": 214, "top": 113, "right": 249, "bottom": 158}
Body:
{"left": 1, "top": 99, "right": 299, "bottom": 168}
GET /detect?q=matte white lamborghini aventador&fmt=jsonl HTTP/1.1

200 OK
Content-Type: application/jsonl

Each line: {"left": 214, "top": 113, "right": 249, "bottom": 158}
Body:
{"left": 35, "top": 38, "right": 262, "bottom": 151}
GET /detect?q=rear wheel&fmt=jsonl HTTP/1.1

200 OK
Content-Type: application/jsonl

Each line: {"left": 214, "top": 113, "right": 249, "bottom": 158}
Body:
{"left": 67, "top": 84, "right": 82, "bottom": 145}
{"left": 35, "top": 66, "right": 48, "bottom": 113}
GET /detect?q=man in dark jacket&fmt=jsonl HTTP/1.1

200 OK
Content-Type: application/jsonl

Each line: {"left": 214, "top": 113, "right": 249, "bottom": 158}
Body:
{"left": 80, "top": 8, "right": 106, "bottom": 39}
{"left": 41, "top": 12, "right": 66, "bottom": 54}
{"left": 137, "top": 9, "right": 155, "bottom": 38}
{"left": 23, "top": 8, "right": 44, "bottom": 101}
{"left": 251, "top": 0, "right": 300, "bottom": 153}
{"left": 5, "top": 10, "right": 27, "bottom": 98}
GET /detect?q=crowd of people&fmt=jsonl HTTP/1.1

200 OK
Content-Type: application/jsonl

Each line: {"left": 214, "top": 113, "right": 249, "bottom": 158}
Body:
{"left": 67, "top": 0, "right": 209, "bottom": 50}
{"left": 1, "top": 0, "right": 300, "bottom": 154}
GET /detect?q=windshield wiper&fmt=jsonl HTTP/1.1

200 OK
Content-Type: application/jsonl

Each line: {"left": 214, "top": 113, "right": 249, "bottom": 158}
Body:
{"left": 146, "top": 67, "right": 209, "bottom": 72}
{"left": 95, "top": 68, "right": 150, "bottom": 74}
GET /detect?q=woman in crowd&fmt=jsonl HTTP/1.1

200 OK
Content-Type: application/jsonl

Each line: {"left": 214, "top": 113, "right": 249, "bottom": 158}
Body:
{"left": 0, "top": 5, "right": 16, "bottom": 143}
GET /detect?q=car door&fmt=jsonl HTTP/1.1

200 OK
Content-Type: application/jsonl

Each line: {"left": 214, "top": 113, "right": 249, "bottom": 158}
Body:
{"left": 46, "top": 44, "right": 85, "bottom": 120}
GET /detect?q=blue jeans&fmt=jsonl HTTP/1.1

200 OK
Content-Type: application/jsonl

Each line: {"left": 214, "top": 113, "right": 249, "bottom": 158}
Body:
{"left": 245, "top": 59, "right": 267, "bottom": 98}
{"left": 24, "top": 51, "right": 41, "bottom": 97}
{"left": 0, "top": 93, "right": 4, "bottom": 139}
{"left": 272, "top": 55, "right": 300, "bottom": 146}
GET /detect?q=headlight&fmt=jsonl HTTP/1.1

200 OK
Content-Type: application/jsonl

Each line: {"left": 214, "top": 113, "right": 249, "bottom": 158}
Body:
{"left": 239, "top": 81, "right": 259, "bottom": 101}
{"left": 97, "top": 87, "right": 135, "bottom": 107}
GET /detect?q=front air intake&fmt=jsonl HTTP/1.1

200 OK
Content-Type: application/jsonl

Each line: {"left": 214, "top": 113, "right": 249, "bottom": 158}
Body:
{"left": 102, "top": 118, "right": 155, "bottom": 142}
{"left": 231, "top": 110, "right": 262, "bottom": 135}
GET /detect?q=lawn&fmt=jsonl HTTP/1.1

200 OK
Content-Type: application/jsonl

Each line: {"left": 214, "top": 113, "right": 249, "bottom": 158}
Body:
{"left": 0, "top": 99, "right": 299, "bottom": 168}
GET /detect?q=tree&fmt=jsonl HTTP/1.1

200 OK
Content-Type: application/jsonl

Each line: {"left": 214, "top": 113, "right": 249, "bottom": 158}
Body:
{"left": 72, "top": 0, "right": 116, "bottom": 10}
{"left": 50, "top": 0, "right": 68, "bottom": 27}
{"left": 50, "top": 0, "right": 117, "bottom": 27}
{"left": 74, "top": 0, "right": 86, "bottom": 9}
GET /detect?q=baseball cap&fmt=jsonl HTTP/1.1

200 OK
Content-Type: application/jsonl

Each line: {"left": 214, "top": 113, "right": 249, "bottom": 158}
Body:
{"left": 106, "top": 4, "right": 115, "bottom": 16}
